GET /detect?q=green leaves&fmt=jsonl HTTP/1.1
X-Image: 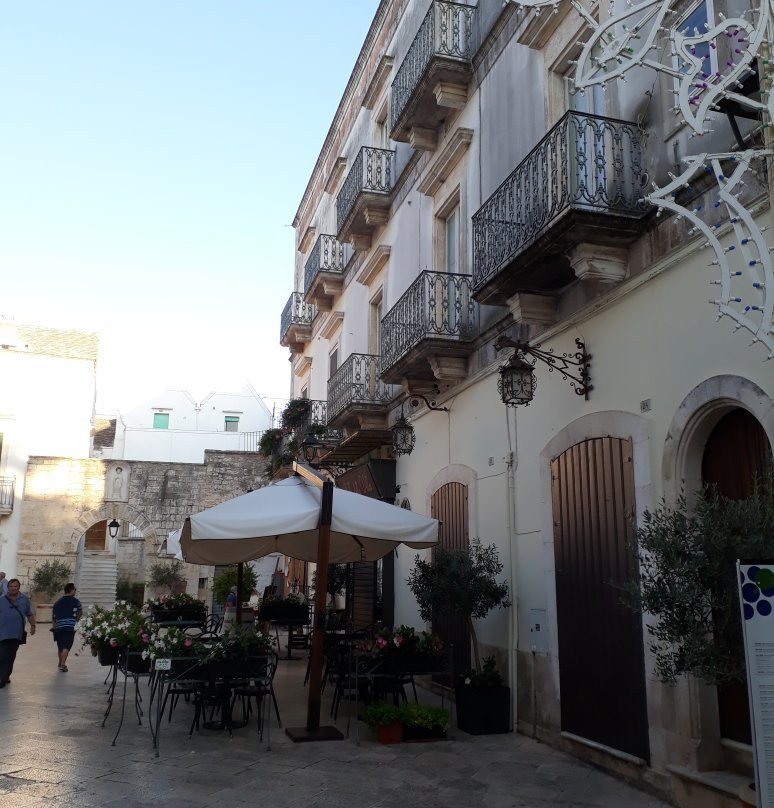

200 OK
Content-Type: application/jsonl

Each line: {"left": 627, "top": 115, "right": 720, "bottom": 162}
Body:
{"left": 635, "top": 474, "right": 774, "bottom": 684}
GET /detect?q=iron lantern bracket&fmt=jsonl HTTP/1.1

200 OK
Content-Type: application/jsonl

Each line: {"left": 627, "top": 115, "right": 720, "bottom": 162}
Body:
{"left": 494, "top": 335, "right": 592, "bottom": 400}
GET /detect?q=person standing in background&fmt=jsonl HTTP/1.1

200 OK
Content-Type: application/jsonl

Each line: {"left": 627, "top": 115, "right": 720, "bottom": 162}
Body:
{"left": 51, "top": 583, "right": 82, "bottom": 672}
{"left": 0, "top": 578, "right": 36, "bottom": 687}
{"left": 0, "top": 572, "right": 8, "bottom": 596}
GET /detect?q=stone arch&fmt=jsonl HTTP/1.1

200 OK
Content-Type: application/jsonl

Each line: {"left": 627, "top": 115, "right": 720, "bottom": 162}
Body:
{"left": 662, "top": 374, "right": 774, "bottom": 504}
{"left": 70, "top": 502, "right": 160, "bottom": 555}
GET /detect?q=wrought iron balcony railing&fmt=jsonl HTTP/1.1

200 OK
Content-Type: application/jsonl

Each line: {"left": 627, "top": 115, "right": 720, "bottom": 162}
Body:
{"left": 327, "top": 353, "right": 399, "bottom": 423}
{"left": 390, "top": 0, "right": 476, "bottom": 134}
{"left": 280, "top": 292, "right": 315, "bottom": 344}
{"left": 0, "top": 477, "right": 14, "bottom": 513}
{"left": 304, "top": 235, "right": 344, "bottom": 298}
{"left": 336, "top": 147, "right": 396, "bottom": 236}
{"left": 472, "top": 111, "right": 645, "bottom": 295}
{"left": 380, "top": 271, "right": 479, "bottom": 375}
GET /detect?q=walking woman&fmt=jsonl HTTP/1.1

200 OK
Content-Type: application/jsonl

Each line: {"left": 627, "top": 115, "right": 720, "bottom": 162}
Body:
{"left": 0, "top": 578, "right": 36, "bottom": 687}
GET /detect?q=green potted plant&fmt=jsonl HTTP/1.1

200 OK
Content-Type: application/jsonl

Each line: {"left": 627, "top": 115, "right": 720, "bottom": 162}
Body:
{"left": 407, "top": 543, "right": 510, "bottom": 734}
{"left": 78, "top": 602, "right": 151, "bottom": 670}
{"left": 148, "top": 560, "right": 186, "bottom": 595}
{"left": 213, "top": 564, "right": 258, "bottom": 617}
{"left": 456, "top": 656, "right": 510, "bottom": 735}
{"left": 398, "top": 703, "right": 449, "bottom": 742}
{"left": 362, "top": 701, "right": 403, "bottom": 744}
{"left": 147, "top": 592, "right": 207, "bottom": 624}
{"left": 280, "top": 398, "right": 312, "bottom": 432}
{"left": 31, "top": 559, "right": 72, "bottom": 623}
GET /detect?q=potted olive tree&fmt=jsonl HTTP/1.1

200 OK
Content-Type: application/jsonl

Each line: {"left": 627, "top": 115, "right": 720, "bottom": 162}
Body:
{"left": 631, "top": 475, "right": 773, "bottom": 806}
{"left": 32, "top": 559, "right": 72, "bottom": 623}
{"left": 407, "top": 544, "right": 510, "bottom": 735}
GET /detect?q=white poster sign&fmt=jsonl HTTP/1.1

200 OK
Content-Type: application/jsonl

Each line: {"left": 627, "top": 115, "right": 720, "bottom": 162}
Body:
{"left": 738, "top": 561, "right": 774, "bottom": 808}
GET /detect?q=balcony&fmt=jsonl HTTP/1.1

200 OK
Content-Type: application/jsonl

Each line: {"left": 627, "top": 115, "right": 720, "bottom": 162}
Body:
{"left": 380, "top": 271, "right": 479, "bottom": 385}
{"left": 303, "top": 234, "right": 345, "bottom": 310}
{"left": 322, "top": 353, "right": 399, "bottom": 462}
{"left": 336, "top": 147, "right": 396, "bottom": 250}
{"left": 390, "top": 1, "right": 476, "bottom": 149}
{"left": 279, "top": 292, "right": 315, "bottom": 354}
{"left": 472, "top": 111, "right": 648, "bottom": 307}
{"left": 0, "top": 477, "right": 14, "bottom": 515}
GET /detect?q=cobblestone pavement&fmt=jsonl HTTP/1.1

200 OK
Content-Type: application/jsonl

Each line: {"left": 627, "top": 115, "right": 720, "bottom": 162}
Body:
{"left": 0, "top": 632, "right": 674, "bottom": 808}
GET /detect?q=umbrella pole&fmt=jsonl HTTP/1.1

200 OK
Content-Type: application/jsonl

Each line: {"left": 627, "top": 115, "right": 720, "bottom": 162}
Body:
{"left": 236, "top": 562, "right": 244, "bottom": 625}
{"left": 286, "top": 479, "right": 343, "bottom": 742}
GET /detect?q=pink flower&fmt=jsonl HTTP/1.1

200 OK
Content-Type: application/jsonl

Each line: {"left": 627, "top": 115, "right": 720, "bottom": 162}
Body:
{"left": 183, "top": 638, "right": 193, "bottom": 648}
{"left": 394, "top": 636, "right": 403, "bottom": 646}
{"left": 109, "top": 639, "right": 118, "bottom": 648}
{"left": 376, "top": 637, "right": 387, "bottom": 649}
{"left": 141, "top": 634, "right": 149, "bottom": 644}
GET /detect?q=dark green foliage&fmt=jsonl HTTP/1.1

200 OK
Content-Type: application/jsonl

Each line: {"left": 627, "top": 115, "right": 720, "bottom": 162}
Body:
{"left": 459, "top": 655, "right": 503, "bottom": 687}
{"left": 408, "top": 545, "right": 509, "bottom": 622}
{"left": 213, "top": 565, "right": 258, "bottom": 606}
{"left": 259, "top": 428, "right": 284, "bottom": 458}
{"left": 407, "top": 544, "right": 509, "bottom": 671}
{"left": 32, "top": 560, "right": 72, "bottom": 601}
{"left": 116, "top": 578, "right": 145, "bottom": 607}
{"left": 281, "top": 398, "right": 312, "bottom": 431}
{"left": 362, "top": 701, "right": 402, "bottom": 729}
{"left": 634, "top": 475, "right": 774, "bottom": 684}
{"left": 149, "top": 560, "right": 186, "bottom": 591}
{"left": 312, "top": 563, "right": 348, "bottom": 597}
{"left": 398, "top": 703, "right": 449, "bottom": 733}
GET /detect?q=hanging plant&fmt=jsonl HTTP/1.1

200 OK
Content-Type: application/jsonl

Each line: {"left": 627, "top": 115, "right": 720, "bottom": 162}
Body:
{"left": 281, "top": 399, "right": 312, "bottom": 432}
{"left": 259, "top": 428, "right": 284, "bottom": 458}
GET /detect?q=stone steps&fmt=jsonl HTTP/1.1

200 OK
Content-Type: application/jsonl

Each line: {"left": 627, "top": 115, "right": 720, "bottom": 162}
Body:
{"left": 76, "top": 554, "right": 117, "bottom": 611}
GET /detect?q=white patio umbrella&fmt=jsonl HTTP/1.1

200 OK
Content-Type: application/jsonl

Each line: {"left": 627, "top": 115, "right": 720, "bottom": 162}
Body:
{"left": 180, "top": 475, "right": 438, "bottom": 564}
{"left": 179, "top": 464, "right": 439, "bottom": 742}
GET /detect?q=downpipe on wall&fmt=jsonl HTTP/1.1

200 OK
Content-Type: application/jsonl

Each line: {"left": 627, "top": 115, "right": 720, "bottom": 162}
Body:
{"left": 504, "top": 404, "right": 518, "bottom": 733}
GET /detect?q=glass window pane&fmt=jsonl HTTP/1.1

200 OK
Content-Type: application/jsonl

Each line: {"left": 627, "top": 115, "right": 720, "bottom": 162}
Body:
{"left": 224, "top": 416, "right": 239, "bottom": 432}
{"left": 153, "top": 413, "right": 169, "bottom": 430}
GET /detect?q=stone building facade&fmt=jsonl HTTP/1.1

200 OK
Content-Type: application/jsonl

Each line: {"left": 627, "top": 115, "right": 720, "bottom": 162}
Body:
{"left": 17, "top": 450, "right": 270, "bottom": 601}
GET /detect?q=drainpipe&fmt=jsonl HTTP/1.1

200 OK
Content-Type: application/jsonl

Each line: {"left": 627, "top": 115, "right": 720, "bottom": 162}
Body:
{"left": 504, "top": 404, "right": 519, "bottom": 732}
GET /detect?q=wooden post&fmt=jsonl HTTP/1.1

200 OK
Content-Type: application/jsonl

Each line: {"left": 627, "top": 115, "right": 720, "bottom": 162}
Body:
{"left": 236, "top": 562, "right": 244, "bottom": 625}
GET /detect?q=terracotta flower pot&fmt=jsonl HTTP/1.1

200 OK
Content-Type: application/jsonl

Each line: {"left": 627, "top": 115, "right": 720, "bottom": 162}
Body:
{"left": 376, "top": 722, "right": 403, "bottom": 744}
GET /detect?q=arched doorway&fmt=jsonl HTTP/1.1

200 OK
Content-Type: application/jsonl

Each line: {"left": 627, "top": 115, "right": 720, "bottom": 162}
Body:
{"left": 701, "top": 408, "right": 773, "bottom": 745}
{"left": 551, "top": 436, "right": 649, "bottom": 761}
{"left": 431, "top": 481, "right": 471, "bottom": 679}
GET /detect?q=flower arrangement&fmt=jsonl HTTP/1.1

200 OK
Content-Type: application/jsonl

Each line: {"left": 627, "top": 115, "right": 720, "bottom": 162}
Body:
{"left": 358, "top": 625, "right": 443, "bottom": 659}
{"left": 144, "top": 625, "right": 276, "bottom": 664}
{"left": 144, "top": 626, "right": 201, "bottom": 661}
{"left": 146, "top": 592, "right": 206, "bottom": 613}
{"left": 78, "top": 602, "right": 150, "bottom": 654}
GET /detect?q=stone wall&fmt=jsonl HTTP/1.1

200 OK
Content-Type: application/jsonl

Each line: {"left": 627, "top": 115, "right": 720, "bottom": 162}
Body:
{"left": 16, "top": 450, "right": 270, "bottom": 588}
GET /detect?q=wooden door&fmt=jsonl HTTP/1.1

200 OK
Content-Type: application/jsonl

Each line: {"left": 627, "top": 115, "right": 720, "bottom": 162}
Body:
{"left": 702, "top": 408, "right": 772, "bottom": 746}
{"left": 431, "top": 482, "right": 470, "bottom": 680}
{"left": 551, "top": 437, "right": 650, "bottom": 761}
{"left": 84, "top": 520, "right": 107, "bottom": 551}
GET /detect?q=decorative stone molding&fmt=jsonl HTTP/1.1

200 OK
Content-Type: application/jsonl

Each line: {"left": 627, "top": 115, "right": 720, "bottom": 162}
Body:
{"left": 362, "top": 55, "right": 394, "bottom": 110}
{"left": 355, "top": 244, "right": 391, "bottom": 286}
{"left": 294, "top": 355, "right": 312, "bottom": 376}
{"left": 569, "top": 244, "right": 629, "bottom": 284}
{"left": 364, "top": 206, "right": 389, "bottom": 227}
{"left": 324, "top": 157, "right": 347, "bottom": 195}
{"left": 433, "top": 81, "right": 467, "bottom": 109}
{"left": 409, "top": 126, "right": 438, "bottom": 152}
{"left": 418, "top": 127, "right": 474, "bottom": 196}
{"left": 320, "top": 310, "right": 344, "bottom": 341}
{"left": 516, "top": 0, "right": 573, "bottom": 49}
{"left": 298, "top": 225, "right": 317, "bottom": 255}
{"left": 506, "top": 292, "right": 557, "bottom": 326}
{"left": 429, "top": 355, "right": 468, "bottom": 382}
{"left": 350, "top": 233, "right": 372, "bottom": 251}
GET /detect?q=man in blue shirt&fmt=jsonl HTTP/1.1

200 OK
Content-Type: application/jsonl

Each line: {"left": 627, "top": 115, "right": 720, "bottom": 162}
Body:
{"left": 51, "top": 583, "right": 82, "bottom": 672}
{"left": 0, "top": 578, "right": 36, "bottom": 687}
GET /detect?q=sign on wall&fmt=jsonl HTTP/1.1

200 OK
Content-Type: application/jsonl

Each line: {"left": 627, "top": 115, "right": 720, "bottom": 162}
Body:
{"left": 738, "top": 561, "right": 774, "bottom": 808}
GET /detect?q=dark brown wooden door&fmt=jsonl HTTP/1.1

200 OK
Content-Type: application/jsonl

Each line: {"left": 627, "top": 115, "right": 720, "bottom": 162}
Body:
{"left": 702, "top": 408, "right": 773, "bottom": 746}
{"left": 552, "top": 437, "right": 649, "bottom": 761}
{"left": 431, "top": 482, "right": 470, "bottom": 679}
{"left": 84, "top": 520, "right": 107, "bottom": 551}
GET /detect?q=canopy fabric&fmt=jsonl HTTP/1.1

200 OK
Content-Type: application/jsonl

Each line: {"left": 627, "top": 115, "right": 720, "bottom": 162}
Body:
{"left": 180, "top": 475, "right": 439, "bottom": 565}
{"left": 166, "top": 529, "right": 183, "bottom": 560}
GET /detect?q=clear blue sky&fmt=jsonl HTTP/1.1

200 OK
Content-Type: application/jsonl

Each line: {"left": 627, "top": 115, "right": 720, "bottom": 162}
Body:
{"left": 0, "top": 1, "right": 379, "bottom": 413}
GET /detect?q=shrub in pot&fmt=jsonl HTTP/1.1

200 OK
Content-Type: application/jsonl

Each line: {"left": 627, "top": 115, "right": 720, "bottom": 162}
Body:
{"left": 32, "top": 559, "right": 72, "bottom": 623}
{"left": 399, "top": 703, "right": 449, "bottom": 742}
{"left": 407, "top": 544, "right": 511, "bottom": 733}
{"left": 456, "top": 656, "right": 511, "bottom": 735}
{"left": 363, "top": 701, "right": 403, "bottom": 744}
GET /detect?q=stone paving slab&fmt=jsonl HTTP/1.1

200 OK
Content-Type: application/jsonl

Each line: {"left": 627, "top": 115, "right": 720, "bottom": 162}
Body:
{"left": 0, "top": 633, "right": 675, "bottom": 807}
